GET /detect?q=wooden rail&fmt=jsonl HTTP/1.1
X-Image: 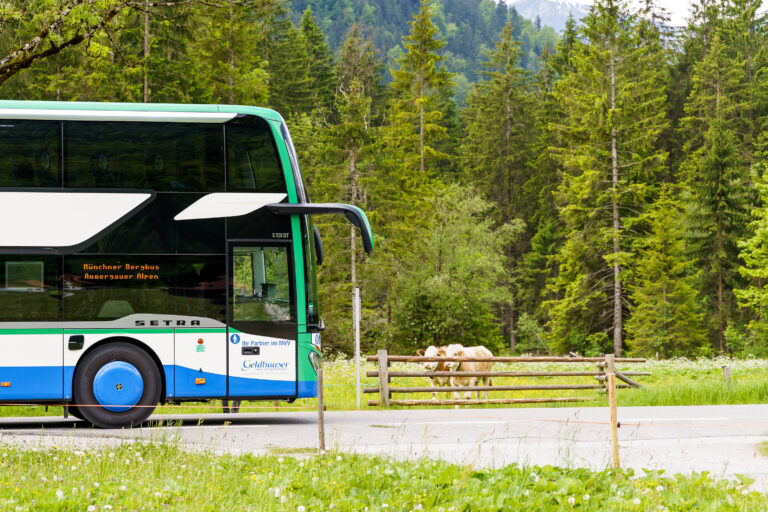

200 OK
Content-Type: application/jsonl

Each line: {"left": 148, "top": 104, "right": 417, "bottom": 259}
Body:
{"left": 368, "top": 349, "right": 647, "bottom": 408}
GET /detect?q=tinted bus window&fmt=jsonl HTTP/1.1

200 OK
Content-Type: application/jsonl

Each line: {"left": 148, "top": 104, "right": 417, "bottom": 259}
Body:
{"left": 63, "top": 256, "right": 174, "bottom": 320}
{"left": 0, "top": 120, "right": 60, "bottom": 187}
{"left": 64, "top": 122, "right": 224, "bottom": 192}
{"left": 226, "top": 118, "right": 285, "bottom": 192}
{"left": 0, "top": 256, "right": 60, "bottom": 321}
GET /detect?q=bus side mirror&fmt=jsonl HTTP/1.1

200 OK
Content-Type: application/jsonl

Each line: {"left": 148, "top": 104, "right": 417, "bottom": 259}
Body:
{"left": 266, "top": 203, "right": 373, "bottom": 256}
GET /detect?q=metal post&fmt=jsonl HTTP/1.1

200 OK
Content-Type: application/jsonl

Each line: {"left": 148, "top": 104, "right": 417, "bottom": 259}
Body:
{"left": 317, "top": 365, "right": 326, "bottom": 453}
{"left": 606, "top": 354, "right": 619, "bottom": 469}
{"left": 355, "top": 286, "right": 361, "bottom": 409}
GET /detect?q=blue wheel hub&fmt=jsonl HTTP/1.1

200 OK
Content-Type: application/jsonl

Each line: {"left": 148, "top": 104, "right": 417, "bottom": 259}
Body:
{"left": 93, "top": 361, "right": 144, "bottom": 412}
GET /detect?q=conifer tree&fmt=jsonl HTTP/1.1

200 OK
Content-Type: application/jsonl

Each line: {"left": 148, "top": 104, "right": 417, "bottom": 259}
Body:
{"left": 300, "top": 8, "right": 337, "bottom": 117}
{"left": 547, "top": 0, "right": 669, "bottom": 356}
{"left": 461, "top": 22, "right": 535, "bottom": 349}
{"left": 626, "top": 189, "right": 708, "bottom": 357}
{"left": 680, "top": 32, "right": 750, "bottom": 352}
{"left": 390, "top": 0, "right": 454, "bottom": 174}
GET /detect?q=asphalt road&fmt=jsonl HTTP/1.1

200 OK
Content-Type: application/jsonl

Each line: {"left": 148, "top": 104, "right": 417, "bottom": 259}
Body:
{"left": 1, "top": 404, "right": 767, "bottom": 489}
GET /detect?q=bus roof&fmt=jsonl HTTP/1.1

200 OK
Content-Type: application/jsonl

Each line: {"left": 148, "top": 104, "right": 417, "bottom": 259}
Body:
{"left": 0, "top": 100, "right": 284, "bottom": 123}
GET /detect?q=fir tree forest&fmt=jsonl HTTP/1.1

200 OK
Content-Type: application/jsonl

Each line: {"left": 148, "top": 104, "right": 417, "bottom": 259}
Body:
{"left": 1, "top": 0, "right": 767, "bottom": 359}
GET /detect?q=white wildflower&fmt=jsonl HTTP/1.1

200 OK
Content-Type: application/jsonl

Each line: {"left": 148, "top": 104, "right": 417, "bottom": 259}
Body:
{"left": 568, "top": 497, "right": 575, "bottom": 506}
{"left": 55, "top": 490, "right": 63, "bottom": 500}
{"left": 274, "top": 488, "right": 280, "bottom": 498}
{"left": 634, "top": 498, "right": 641, "bottom": 505}
{"left": 154, "top": 492, "right": 162, "bottom": 498}
{"left": 297, "top": 507, "right": 306, "bottom": 512}
{"left": 583, "top": 494, "right": 590, "bottom": 501}
{"left": 87, "top": 506, "right": 96, "bottom": 511}
{"left": 119, "top": 486, "right": 126, "bottom": 491}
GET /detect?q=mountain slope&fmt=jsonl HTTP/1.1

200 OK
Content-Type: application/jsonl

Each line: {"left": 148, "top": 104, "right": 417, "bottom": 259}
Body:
{"left": 506, "top": 0, "right": 589, "bottom": 32}
{"left": 289, "top": 0, "right": 558, "bottom": 97}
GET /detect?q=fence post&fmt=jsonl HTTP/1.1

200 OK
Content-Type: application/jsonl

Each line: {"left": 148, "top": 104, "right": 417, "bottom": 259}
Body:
{"left": 377, "top": 349, "right": 390, "bottom": 407}
{"left": 605, "top": 354, "right": 619, "bottom": 469}
{"left": 317, "top": 365, "right": 326, "bottom": 453}
{"left": 722, "top": 365, "right": 731, "bottom": 386}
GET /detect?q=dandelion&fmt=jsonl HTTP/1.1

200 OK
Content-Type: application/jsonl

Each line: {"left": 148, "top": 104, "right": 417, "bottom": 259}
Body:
{"left": 634, "top": 498, "right": 641, "bottom": 505}
{"left": 55, "top": 490, "right": 63, "bottom": 500}
{"left": 568, "top": 497, "right": 575, "bottom": 506}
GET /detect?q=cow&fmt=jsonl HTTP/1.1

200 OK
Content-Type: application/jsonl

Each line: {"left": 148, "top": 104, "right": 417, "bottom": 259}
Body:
{"left": 416, "top": 345, "right": 455, "bottom": 400}
{"left": 444, "top": 345, "right": 494, "bottom": 400}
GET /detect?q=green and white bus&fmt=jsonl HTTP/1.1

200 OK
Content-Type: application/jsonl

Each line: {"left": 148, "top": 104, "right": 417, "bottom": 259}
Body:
{"left": 0, "top": 101, "right": 372, "bottom": 428}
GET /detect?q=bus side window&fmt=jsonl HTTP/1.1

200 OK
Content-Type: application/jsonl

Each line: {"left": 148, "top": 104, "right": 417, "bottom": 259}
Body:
{"left": 0, "top": 257, "right": 60, "bottom": 321}
{"left": 232, "top": 246, "right": 292, "bottom": 323}
{"left": 225, "top": 118, "right": 286, "bottom": 193}
{"left": 0, "top": 120, "right": 60, "bottom": 188}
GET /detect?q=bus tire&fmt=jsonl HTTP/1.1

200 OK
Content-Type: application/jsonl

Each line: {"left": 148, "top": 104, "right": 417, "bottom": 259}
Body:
{"left": 73, "top": 342, "right": 161, "bottom": 429}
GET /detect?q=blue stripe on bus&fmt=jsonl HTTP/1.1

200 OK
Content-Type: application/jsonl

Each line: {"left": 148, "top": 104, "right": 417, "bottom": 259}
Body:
{"left": 297, "top": 380, "right": 318, "bottom": 398}
{"left": 174, "top": 366, "right": 226, "bottom": 397}
{"left": 0, "top": 366, "right": 63, "bottom": 399}
{"left": 228, "top": 375, "right": 295, "bottom": 397}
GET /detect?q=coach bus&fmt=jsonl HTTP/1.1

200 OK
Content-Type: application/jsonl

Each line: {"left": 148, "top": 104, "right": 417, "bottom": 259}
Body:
{"left": 0, "top": 100, "right": 373, "bottom": 428}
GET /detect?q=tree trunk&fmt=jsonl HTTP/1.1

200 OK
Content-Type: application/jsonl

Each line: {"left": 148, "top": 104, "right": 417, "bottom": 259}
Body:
{"left": 228, "top": 0, "right": 235, "bottom": 104}
{"left": 350, "top": 149, "right": 358, "bottom": 290}
{"left": 717, "top": 207, "right": 725, "bottom": 353}
{"left": 419, "top": 73, "right": 425, "bottom": 173}
{"left": 610, "top": 45, "right": 623, "bottom": 357}
{"left": 143, "top": 0, "right": 150, "bottom": 103}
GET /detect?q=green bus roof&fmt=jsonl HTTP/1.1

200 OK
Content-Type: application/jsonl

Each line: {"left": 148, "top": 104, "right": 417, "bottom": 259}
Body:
{"left": 0, "top": 100, "right": 284, "bottom": 123}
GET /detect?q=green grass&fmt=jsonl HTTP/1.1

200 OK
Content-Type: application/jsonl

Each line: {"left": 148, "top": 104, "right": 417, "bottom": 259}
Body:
{"left": 0, "top": 441, "right": 765, "bottom": 511}
{"left": 3, "top": 357, "right": 768, "bottom": 418}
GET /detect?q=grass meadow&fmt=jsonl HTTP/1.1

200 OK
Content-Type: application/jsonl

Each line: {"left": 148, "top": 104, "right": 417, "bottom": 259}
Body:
{"left": 0, "top": 441, "right": 766, "bottom": 511}
{"left": 2, "top": 356, "right": 768, "bottom": 417}
{"left": 2, "top": 357, "right": 768, "bottom": 510}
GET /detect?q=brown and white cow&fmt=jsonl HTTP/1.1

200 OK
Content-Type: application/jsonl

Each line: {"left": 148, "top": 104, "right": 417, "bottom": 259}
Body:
{"left": 444, "top": 345, "right": 494, "bottom": 399}
{"left": 416, "top": 345, "right": 454, "bottom": 400}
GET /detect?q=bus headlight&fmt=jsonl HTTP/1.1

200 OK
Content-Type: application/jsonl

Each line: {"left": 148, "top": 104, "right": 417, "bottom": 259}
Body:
{"left": 308, "top": 350, "right": 321, "bottom": 373}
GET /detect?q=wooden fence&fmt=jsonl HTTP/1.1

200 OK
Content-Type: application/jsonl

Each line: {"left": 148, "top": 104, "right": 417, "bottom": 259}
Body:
{"left": 365, "top": 350, "right": 648, "bottom": 407}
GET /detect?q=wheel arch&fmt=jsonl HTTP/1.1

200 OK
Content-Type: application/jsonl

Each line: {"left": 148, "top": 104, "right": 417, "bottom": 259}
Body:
{"left": 72, "top": 336, "right": 168, "bottom": 404}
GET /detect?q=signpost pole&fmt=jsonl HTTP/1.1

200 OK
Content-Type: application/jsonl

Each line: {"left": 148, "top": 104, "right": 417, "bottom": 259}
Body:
{"left": 355, "top": 286, "right": 361, "bottom": 409}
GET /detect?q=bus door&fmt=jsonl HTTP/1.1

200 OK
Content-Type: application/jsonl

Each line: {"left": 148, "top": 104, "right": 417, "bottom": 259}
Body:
{"left": 227, "top": 242, "right": 297, "bottom": 398}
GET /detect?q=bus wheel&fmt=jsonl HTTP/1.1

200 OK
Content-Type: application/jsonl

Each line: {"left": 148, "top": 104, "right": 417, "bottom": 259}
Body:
{"left": 73, "top": 343, "right": 161, "bottom": 429}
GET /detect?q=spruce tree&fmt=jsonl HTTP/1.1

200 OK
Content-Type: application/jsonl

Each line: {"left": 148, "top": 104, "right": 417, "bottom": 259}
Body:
{"left": 300, "top": 7, "right": 337, "bottom": 118}
{"left": 390, "top": 0, "right": 454, "bottom": 174}
{"left": 547, "top": 0, "right": 669, "bottom": 356}
{"left": 460, "top": 22, "right": 535, "bottom": 349}
{"left": 680, "top": 32, "right": 750, "bottom": 352}
{"left": 626, "top": 189, "right": 708, "bottom": 357}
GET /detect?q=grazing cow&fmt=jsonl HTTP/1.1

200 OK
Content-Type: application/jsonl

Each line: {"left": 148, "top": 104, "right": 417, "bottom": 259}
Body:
{"left": 416, "top": 345, "right": 455, "bottom": 400}
{"left": 444, "top": 345, "right": 494, "bottom": 399}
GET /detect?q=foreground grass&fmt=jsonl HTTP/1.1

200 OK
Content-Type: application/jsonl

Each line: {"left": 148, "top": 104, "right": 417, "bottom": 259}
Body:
{"left": 4, "top": 357, "right": 768, "bottom": 418}
{"left": 0, "top": 441, "right": 765, "bottom": 511}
